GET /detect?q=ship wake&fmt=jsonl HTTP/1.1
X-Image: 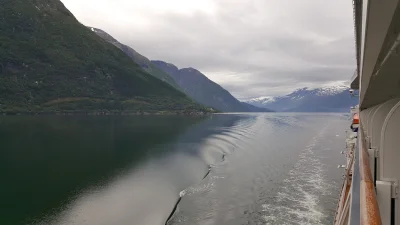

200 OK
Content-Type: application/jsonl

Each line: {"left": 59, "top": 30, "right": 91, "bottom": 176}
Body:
{"left": 262, "top": 126, "right": 334, "bottom": 225}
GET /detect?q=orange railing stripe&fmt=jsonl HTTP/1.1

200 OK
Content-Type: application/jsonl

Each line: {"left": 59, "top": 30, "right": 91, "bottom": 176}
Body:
{"left": 360, "top": 131, "right": 382, "bottom": 225}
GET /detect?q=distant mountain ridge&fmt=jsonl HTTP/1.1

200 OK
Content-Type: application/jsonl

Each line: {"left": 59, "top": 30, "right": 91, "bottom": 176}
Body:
{"left": 89, "top": 27, "right": 271, "bottom": 112}
{"left": 151, "top": 61, "right": 273, "bottom": 112}
{"left": 88, "top": 27, "right": 182, "bottom": 91}
{"left": 245, "top": 86, "right": 357, "bottom": 112}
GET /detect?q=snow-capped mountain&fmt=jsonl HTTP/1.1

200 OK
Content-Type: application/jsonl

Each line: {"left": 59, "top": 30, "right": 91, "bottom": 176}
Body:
{"left": 247, "top": 96, "right": 277, "bottom": 105}
{"left": 313, "top": 85, "right": 348, "bottom": 96}
{"left": 245, "top": 86, "right": 358, "bottom": 112}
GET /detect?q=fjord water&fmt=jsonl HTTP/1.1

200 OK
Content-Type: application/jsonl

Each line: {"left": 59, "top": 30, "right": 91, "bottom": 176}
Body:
{"left": 0, "top": 114, "right": 347, "bottom": 225}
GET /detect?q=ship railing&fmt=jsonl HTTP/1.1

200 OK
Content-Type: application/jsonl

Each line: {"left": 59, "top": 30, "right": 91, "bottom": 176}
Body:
{"left": 334, "top": 134, "right": 356, "bottom": 225}
{"left": 359, "top": 130, "right": 382, "bottom": 225}
{"left": 334, "top": 127, "right": 382, "bottom": 225}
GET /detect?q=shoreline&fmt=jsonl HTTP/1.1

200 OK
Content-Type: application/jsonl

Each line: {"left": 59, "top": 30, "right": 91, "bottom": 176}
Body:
{"left": 0, "top": 111, "right": 213, "bottom": 116}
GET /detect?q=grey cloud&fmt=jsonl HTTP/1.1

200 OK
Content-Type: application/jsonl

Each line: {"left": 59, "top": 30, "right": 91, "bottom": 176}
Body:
{"left": 62, "top": 0, "right": 356, "bottom": 98}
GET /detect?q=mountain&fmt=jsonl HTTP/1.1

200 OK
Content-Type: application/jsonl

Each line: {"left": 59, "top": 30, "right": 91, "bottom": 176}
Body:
{"left": 88, "top": 27, "right": 182, "bottom": 91}
{"left": 0, "top": 0, "right": 209, "bottom": 114}
{"left": 241, "top": 102, "right": 273, "bottom": 112}
{"left": 151, "top": 61, "right": 273, "bottom": 112}
{"left": 89, "top": 28, "right": 271, "bottom": 113}
{"left": 88, "top": 28, "right": 271, "bottom": 113}
{"left": 245, "top": 86, "right": 358, "bottom": 112}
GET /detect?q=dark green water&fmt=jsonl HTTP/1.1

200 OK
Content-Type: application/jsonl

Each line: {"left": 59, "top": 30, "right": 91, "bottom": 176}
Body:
{"left": 0, "top": 114, "right": 347, "bottom": 225}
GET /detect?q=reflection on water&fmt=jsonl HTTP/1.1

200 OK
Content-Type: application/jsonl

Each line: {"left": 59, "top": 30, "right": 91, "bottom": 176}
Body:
{"left": 0, "top": 114, "right": 347, "bottom": 225}
{"left": 168, "top": 113, "right": 347, "bottom": 225}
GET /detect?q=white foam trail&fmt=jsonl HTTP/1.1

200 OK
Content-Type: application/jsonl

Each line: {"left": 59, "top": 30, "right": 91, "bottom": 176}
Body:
{"left": 262, "top": 126, "right": 334, "bottom": 225}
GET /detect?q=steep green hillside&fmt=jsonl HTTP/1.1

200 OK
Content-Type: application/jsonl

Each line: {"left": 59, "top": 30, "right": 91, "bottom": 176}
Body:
{"left": 88, "top": 27, "right": 182, "bottom": 91}
{"left": 0, "top": 0, "right": 208, "bottom": 114}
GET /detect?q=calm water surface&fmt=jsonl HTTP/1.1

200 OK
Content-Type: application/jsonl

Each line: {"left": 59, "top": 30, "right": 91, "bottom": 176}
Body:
{"left": 0, "top": 113, "right": 347, "bottom": 225}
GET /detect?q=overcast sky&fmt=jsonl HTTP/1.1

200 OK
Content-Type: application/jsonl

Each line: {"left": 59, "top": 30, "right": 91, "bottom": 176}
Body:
{"left": 61, "top": 0, "right": 355, "bottom": 99}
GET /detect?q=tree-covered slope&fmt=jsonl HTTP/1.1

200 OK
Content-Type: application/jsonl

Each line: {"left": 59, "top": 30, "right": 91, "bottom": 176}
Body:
{"left": 0, "top": 0, "right": 208, "bottom": 113}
